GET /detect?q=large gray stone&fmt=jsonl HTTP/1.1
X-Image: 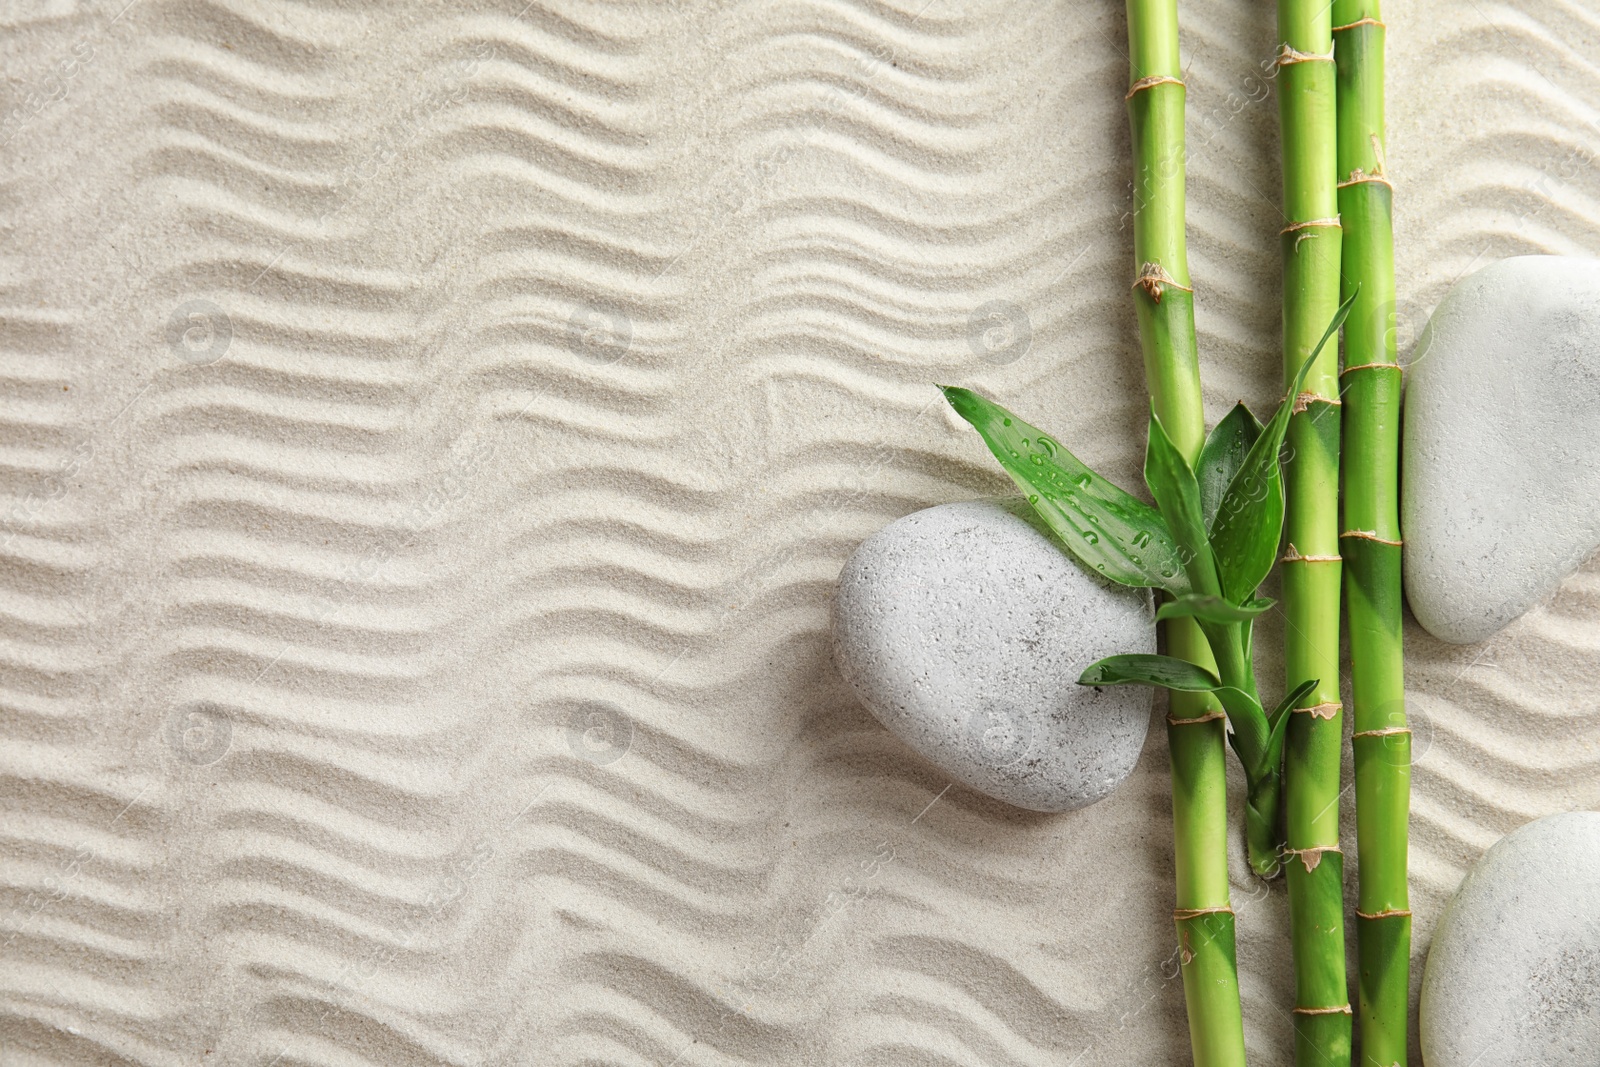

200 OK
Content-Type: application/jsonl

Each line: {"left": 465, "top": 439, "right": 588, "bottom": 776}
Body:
{"left": 831, "top": 498, "right": 1154, "bottom": 812}
{"left": 1420, "top": 811, "right": 1600, "bottom": 1066}
{"left": 1403, "top": 256, "right": 1600, "bottom": 643}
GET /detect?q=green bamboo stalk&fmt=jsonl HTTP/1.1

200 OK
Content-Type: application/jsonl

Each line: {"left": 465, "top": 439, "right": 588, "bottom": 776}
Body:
{"left": 1126, "top": 4, "right": 1246, "bottom": 1064}
{"left": 1277, "top": 3, "right": 1352, "bottom": 1065}
{"left": 1334, "top": 5, "right": 1410, "bottom": 1064}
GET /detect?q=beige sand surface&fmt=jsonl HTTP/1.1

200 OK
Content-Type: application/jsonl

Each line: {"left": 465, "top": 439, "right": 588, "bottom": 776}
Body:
{"left": 1, "top": 1, "right": 1597, "bottom": 1064}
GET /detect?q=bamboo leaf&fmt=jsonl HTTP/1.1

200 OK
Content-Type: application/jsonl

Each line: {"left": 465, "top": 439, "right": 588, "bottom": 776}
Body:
{"left": 1268, "top": 677, "right": 1320, "bottom": 727}
{"left": 1197, "top": 402, "right": 1263, "bottom": 530}
{"left": 1144, "top": 408, "right": 1221, "bottom": 596}
{"left": 1214, "top": 685, "right": 1269, "bottom": 771}
{"left": 1209, "top": 293, "right": 1355, "bottom": 603}
{"left": 1077, "top": 653, "right": 1220, "bottom": 691}
{"left": 943, "top": 387, "right": 1190, "bottom": 595}
{"left": 1244, "top": 775, "right": 1285, "bottom": 879}
{"left": 1082, "top": 654, "right": 1275, "bottom": 780}
{"left": 1255, "top": 678, "right": 1318, "bottom": 781}
{"left": 1155, "top": 594, "right": 1276, "bottom": 625}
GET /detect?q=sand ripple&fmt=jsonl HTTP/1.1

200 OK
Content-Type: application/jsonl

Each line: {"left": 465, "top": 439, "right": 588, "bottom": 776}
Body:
{"left": 0, "top": 1, "right": 1596, "bottom": 1064}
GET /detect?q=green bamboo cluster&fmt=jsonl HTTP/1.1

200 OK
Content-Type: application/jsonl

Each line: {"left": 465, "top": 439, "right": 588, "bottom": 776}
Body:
{"left": 944, "top": 320, "right": 1351, "bottom": 1067}
{"left": 1277, "top": 2, "right": 1352, "bottom": 1065}
{"left": 1125, "top": 5, "right": 1246, "bottom": 1063}
{"left": 943, "top": 5, "right": 1415, "bottom": 1062}
{"left": 1334, "top": 4, "right": 1411, "bottom": 1065}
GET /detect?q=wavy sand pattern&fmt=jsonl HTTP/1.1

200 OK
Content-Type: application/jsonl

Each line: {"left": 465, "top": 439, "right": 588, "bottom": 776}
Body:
{"left": 1, "top": 1, "right": 1597, "bottom": 1064}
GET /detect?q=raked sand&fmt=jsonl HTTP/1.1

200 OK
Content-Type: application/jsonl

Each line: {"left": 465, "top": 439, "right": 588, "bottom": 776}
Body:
{"left": 1, "top": 1, "right": 1598, "bottom": 1064}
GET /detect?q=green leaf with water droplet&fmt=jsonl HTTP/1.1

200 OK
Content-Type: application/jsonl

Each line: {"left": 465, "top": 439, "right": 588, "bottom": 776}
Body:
{"left": 1144, "top": 407, "right": 1221, "bottom": 597}
{"left": 1080, "top": 655, "right": 1275, "bottom": 776}
{"left": 941, "top": 386, "right": 1189, "bottom": 595}
{"left": 1197, "top": 402, "right": 1263, "bottom": 531}
{"left": 1209, "top": 293, "right": 1355, "bottom": 603}
{"left": 1155, "top": 594, "right": 1276, "bottom": 624}
{"left": 1078, "top": 653, "right": 1221, "bottom": 690}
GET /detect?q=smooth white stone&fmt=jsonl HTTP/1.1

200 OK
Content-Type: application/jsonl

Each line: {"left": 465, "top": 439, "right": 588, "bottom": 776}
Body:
{"left": 831, "top": 499, "right": 1154, "bottom": 812}
{"left": 1403, "top": 255, "right": 1600, "bottom": 643}
{"left": 1420, "top": 810, "right": 1600, "bottom": 1066}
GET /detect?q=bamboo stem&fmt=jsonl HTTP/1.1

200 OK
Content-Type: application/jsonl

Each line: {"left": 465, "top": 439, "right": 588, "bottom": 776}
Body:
{"left": 1277, "top": 2, "right": 1352, "bottom": 1065}
{"left": 1126, "top": 3, "right": 1246, "bottom": 1064}
{"left": 1334, "top": 4, "right": 1410, "bottom": 1064}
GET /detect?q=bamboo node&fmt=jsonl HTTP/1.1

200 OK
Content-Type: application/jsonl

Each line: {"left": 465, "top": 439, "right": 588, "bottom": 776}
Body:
{"left": 1133, "top": 262, "right": 1192, "bottom": 304}
{"left": 1283, "top": 844, "right": 1341, "bottom": 872}
{"left": 1338, "top": 169, "right": 1395, "bottom": 190}
{"left": 1126, "top": 74, "right": 1184, "bottom": 100}
{"left": 1292, "top": 1004, "right": 1354, "bottom": 1015}
{"left": 1173, "top": 906, "right": 1234, "bottom": 920}
{"left": 1280, "top": 216, "right": 1342, "bottom": 235}
{"left": 1332, "top": 17, "right": 1385, "bottom": 32}
{"left": 1280, "top": 544, "right": 1342, "bottom": 564}
{"left": 1167, "top": 710, "right": 1226, "bottom": 726}
{"left": 1276, "top": 43, "right": 1335, "bottom": 65}
{"left": 1293, "top": 701, "right": 1341, "bottom": 720}
{"left": 1291, "top": 390, "right": 1341, "bottom": 413}
{"left": 1340, "top": 361, "right": 1403, "bottom": 376}
{"left": 1340, "top": 530, "right": 1404, "bottom": 546}
{"left": 1356, "top": 908, "right": 1412, "bottom": 919}
{"left": 1281, "top": 216, "right": 1340, "bottom": 252}
{"left": 1353, "top": 726, "right": 1410, "bottom": 739}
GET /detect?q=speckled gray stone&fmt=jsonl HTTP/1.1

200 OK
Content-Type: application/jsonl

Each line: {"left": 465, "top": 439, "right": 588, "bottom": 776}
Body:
{"left": 1403, "top": 256, "right": 1600, "bottom": 644}
{"left": 831, "top": 498, "right": 1155, "bottom": 812}
{"left": 1420, "top": 811, "right": 1600, "bottom": 1067}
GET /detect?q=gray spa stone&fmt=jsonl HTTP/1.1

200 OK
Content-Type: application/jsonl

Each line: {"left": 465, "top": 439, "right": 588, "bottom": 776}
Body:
{"left": 1403, "top": 255, "right": 1600, "bottom": 643}
{"left": 1419, "top": 811, "right": 1600, "bottom": 1066}
{"left": 831, "top": 498, "right": 1155, "bottom": 812}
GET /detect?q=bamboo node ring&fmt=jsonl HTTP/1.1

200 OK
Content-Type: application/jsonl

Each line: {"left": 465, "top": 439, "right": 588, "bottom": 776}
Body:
{"left": 1356, "top": 908, "right": 1412, "bottom": 919}
{"left": 1338, "top": 169, "right": 1394, "bottom": 190}
{"left": 1293, "top": 702, "right": 1342, "bottom": 720}
{"left": 1281, "top": 544, "right": 1342, "bottom": 564}
{"left": 1353, "top": 727, "right": 1410, "bottom": 739}
{"left": 1127, "top": 74, "right": 1184, "bottom": 100}
{"left": 1173, "top": 906, "right": 1234, "bottom": 920}
{"left": 1292, "top": 390, "right": 1342, "bottom": 413}
{"left": 1340, "top": 361, "right": 1403, "bottom": 376}
{"left": 1277, "top": 43, "right": 1335, "bottom": 65}
{"left": 1283, "top": 844, "right": 1342, "bottom": 872}
{"left": 1340, "top": 530, "right": 1404, "bottom": 546}
{"left": 1293, "top": 1004, "right": 1354, "bottom": 1016}
{"left": 1133, "top": 261, "right": 1192, "bottom": 304}
{"left": 1280, "top": 216, "right": 1342, "bottom": 235}
{"left": 1333, "top": 17, "right": 1386, "bottom": 31}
